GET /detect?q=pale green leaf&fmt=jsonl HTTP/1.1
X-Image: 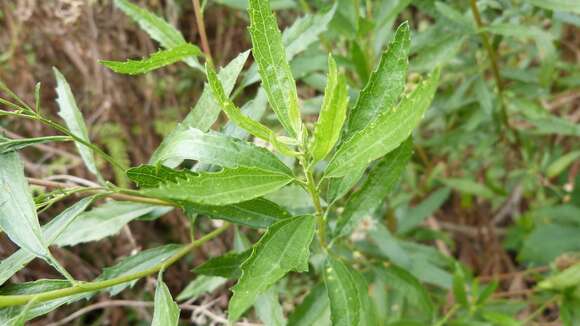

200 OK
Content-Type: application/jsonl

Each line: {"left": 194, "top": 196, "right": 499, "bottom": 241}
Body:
{"left": 145, "top": 127, "right": 292, "bottom": 175}
{"left": 193, "top": 250, "right": 252, "bottom": 279}
{"left": 376, "top": 264, "right": 434, "bottom": 316}
{"left": 142, "top": 167, "right": 294, "bottom": 205}
{"left": 151, "top": 51, "right": 250, "bottom": 166}
{"left": 0, "top": 197, "right": 94, "bottom": 286}
{"left": 55, "top": 201, "right": 158, "bottom": 247}
{"left": 215, "top": 0, "right": 296, "bottom": 11}
{"left": 248, "top": 0, "right": 302, "bottom": 136}
{"left": 334, "top": 139, "right": 412, "bottom": 238}
{"left": 96, "top": 244, "right": 183, "bottom": 296}
{"left": 100, "top": 43, "right": 201, "bottom": 75}
{"left": 546, "top": 150, "right": 580, "bottom": 178}
{"left": 256, "top": 288, "right": 286, "bottom": 326}
{"left": 326, "top": 67, "right": 440, "bottom": 178}
{"left": 0, "top": 152, "right": 48, "bottom": 258}
{"left": 345, "top": 22, "right": 410, "bottom": 138}
{"left": 440, "top": 178, "right": 496, "bottom": 200}
{"left": 113, "top": 0, "right": 202, "bottom": 70}
{"left": 152, "top": 278, "right": 180, "bottom": 326}
{"left": 0, "top": 135, "right": 71, "bottom": 154}
{"left": 398, "top": 187, "right": 451, "bottom": 234}
{"left": 310, "top": 55, "right": 349, "bottom": 163}
{"left": 539, "top": 263, "right": 580, "bottom": 290}
{"left": 229, "top": 215, "right": 316, "bottom": 321}
{"left": 176, "top": 276, "right": 227, "bottom": 301}
{"left": 323, "top": 256, "right": 369, "bottom": 326}
{"left": 524, "top": 0, "right": 580, "bottom": 14}
{"left": 53, "top": 68, "right": 100, "bottom": 179}
{"left": 326, "top": 167, "right": 365, "bottom": 203}
{"left": 287, "top": 283, "right": 329, "bottom": 326}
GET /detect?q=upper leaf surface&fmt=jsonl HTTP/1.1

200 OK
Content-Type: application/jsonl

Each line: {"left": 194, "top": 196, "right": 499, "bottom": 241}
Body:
{"left": 248, "top": 0, "right": 301, "bottom": 136}
{"left": 193, "top": 249, "right": 252, "bottom": 279}
{"left": 142, "top": 167, "right": 294, "bottom": 205}
{"left": 152, "top": 278, "right": 180, "bottom": 326}
{"left": 325, "top": 67, "right": 440, "bottom": 178}
{"left": 345, "top": 22, "right": 411, "bottom": 139}
{"left": 228, "top": 215, "right": 316, "bottom": 321}
{"left": 100, "top": 43, "right": 201, "bottom": 75}
{"left": 310, "top": 55, "right": 349, "bottom": 163}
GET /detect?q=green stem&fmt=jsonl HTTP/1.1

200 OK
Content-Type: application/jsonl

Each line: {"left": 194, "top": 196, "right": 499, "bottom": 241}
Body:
{"left": 0, "top": 223, "right": 230, "bottom": 308}
{"left": 435, "top": 304, "right": 459, "bottom": 326}
{"left": 300, "top": 157, "right": 327, "bottom": 251}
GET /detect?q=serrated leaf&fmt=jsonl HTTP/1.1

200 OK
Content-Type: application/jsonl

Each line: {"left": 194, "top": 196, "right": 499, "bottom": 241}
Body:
{"left": 248, "top": 0, "right": 301, "bottom": 136}
{"left": 334, "top": 139, "right": 412, "bottom": 238}
{"left": 151, "top": 51, "right": 250, "bottom": 166}
{"left": 287, "top": 283, "right": 329, "bottom": 326}
{"left": 176, "top": 275, "right": 227, "bottom": 301}
{"left": 0, "top": 152, "right": 49, "bottom": 258}
{"left": 326, "top": 67, "right": 440, "bottom": 178}
{"left": 310, "top": 55, "right": 349, "bottom": 163}
{"left": 0, "top": 197, "right": 94, "bottom": 286}
{"left": 323, "top": 256, "right": 370, "bottom": 326}
{"left": 193, "top": 250, "right": 252, "bottom": 278}
{"left": 100, "top": 43, "right": 201, "bottom": 75}
{"left": 142, "top": 167, "right": 294, "bottom": 205}
{"left": 152, "top": 278, "right": 180, "bottom": 326}
{"left": 54, "top": 68, "right": 101, "bottom": 179}
{"left": 55, "top": 201, "right": 158, "bottom": 247}
{"left": 113, "top": 0, "right": 202, "bottom": 70}
{"left": 228, "top": 215, "right": 316, "bottom": 321}
{"left": 183, "top": 197, "right": 291, "bottom": 228}
{"left": 127, "top": 165, "right": 194, "bottom": 188}
{"left": 345, "top": 22, "right": 410, "bottom": 138}
{"left": 96, "top": 244, "right": 183, "bottom": 296}
{"left": 144, "top": 127, "right": 292, "bottom": 175}
{"left": 0, "top": 135, "right": 71, "bottom": 154}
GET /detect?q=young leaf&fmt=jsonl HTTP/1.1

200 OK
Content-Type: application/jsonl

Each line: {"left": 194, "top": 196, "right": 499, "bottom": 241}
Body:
{"left": 53, "top": 68, "right": 101, "bottom": 179}
{"left": 152, "top": 278, "right": 180, "bottom": 326}
{"left": 323, "top": 256, "right": 370, "bottom": 326}
{"left": 143, "top": 127, "right": 292, "bottom": 175}
{"left": 310, "top": 55, "right": 349, "bottom": 163}
{"left": 0, "top": 152, "right": 49, "bottom": 259}
{"left": 100, "top": 43, "right": 201, "bottom": 75}
{"left": 0, "top": 197, "right": 95, "bottom": 286}
{"left": 206, "top": 62, "right": 274, "bottom": 142}
{"left": 96, "top": 244, "right": 183, "bottom": 296}
{"left": 325, "top": 67, "right": 440, "bottom": 178}
{"left": 0, "top": 135, "right": 71, "bottom": 154}
{"left": 183, "top": 197, "right": 291, "bottom": 229}
{"left": 142, "top": 167, "right": 294, "bottom": 205}
{"left": 151, "top": 51, "right": 250, "bottom": 166}
{"left": 176, "top": 275, "right": 227, "bottom": 302}
{"left": 345, "top": 22, "right": 411, "bottom": 139}
{"left": 113, "top": 0, "right": 202, "bottom": 70}
{"left": 229, "top": 215, "right": 316, "bottom": 321}
{"left": 248, "top": 0, "right": 302, "bottom": 136}
{"left": 193, "top": 250, "right": 252, "bottom": 279}
{"left": 334, "top": 138, "right": 413, "bottom": 238}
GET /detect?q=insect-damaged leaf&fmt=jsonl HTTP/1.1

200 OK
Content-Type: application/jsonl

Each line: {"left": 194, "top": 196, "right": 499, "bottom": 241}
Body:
{"left": 141, "top": 167, "right": 294, "bottom": 205}
{"left": 228, "top": 215, "right": 316, "bottom": 321}
{"left": 248, "top": 0, "right": 302, "bottom": 137}
{"left": 100, "top": 43, "right": 201, "bottom": 75}
{"left": 325, "top": 67, "right": 440, "bottom": 178}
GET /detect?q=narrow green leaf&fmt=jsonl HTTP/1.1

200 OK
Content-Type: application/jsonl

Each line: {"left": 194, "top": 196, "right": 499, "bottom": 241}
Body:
{"left": 326, "top": 166, "right": 365, "bottom": 203}
{"left": 324, "top": 256, "right": 369, "bottom": 326}
{"left": 176, "top": 275, "right": 227, "bottom": 301}
{"left": 0, "top": 152, "right": 48, "bottom": 258}
{"left": 539, "top": 263, "right": 580, "bottom": 290}
{"left": 256, "top": 288, "right": 286, "bottom": 326}
{"left": 53, "top": 68, "right": 100, "bottom": 179}
{"left": 228, "top": 215, "right": 316, "bottom": 321}
{"left": 0, "top": 197, "right": 94, "bottom": 286}
{"left": 183, "top": 197, "right": 291, "bottom": 229}
{"left": 334, "top": 139, "right": 412, "bottom": 238}
{"left": 55, "top": 201, "right": 158, "bottom": 247}
{"left": 546, "top": 150, "right": 580, "bottom": 178}
{"left": 142, "top": 167, "right": 294, "bottom": 205}
{"left": 151, "top": 51, "right": 250, "bottom": 166}
{"left": 287, "top": 283, "right": 329, "bottom": 326}
{"left": 524, "top": 0, "right": 580, "bottom": 14}
{"left": 0, "top": 135, "right": 71, "bottom": 154}
{"left": 206, "top": 62, "right": 274, "bottom": 142}
{"left": 193, "top": 250, "right": 252, "bottom": 279}
{"left": 113, "top": 0, "right": 202, "bottom": 70}
{"left": 310, "top": 55, "right": 349, "bottom": 163}
{"left": 248, "top": 0, "right": 302, "bottom": 136}
{"left": 326, "top": 67, "right": 440, "bottom": 178}
{"left": 452, "top": 265, "right": 468, "bottom": 306}
{"left": 398, "top": 187, "right": 451, "bottom": 234}
{"left": 440, "top": 178, "right": 496, "bottom": 200}
{"left": 345, "top": 22, "right": 410, "bottom": 138}
{"left": 100, "top": 43, "right": 201, "bottom": 75}
{"left": 96, "top": 244, "right": 183, "bottom": 296}
{"left": 376, "top": 264, "right": 434, "bottom": 316}
{"left": 143, "top": 127, "right": 292, "bottom": 175}
{"left": 152, "top": 278, "right": 180, "bottom": 326}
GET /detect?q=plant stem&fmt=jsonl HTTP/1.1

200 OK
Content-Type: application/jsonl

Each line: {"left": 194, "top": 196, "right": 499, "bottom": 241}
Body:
{"left": 192, "top": 0, "right": 212, "bottom": 60}
{"left": 299, "top": 157, "right": 327, "bottom": 250}
{"left": 435, "top": 304, "right": 459, "bottom": 326}
{"left": 0, "top": 223, "right": 230, "bottom": 308}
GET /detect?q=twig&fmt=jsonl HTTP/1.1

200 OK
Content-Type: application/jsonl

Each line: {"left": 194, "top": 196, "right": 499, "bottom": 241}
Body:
{"left": 192, "top": 0, "right": 212, "bottom": 60}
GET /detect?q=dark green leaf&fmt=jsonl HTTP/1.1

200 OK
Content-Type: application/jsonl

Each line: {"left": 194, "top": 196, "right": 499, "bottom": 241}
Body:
{"left": 193, "top": 250, "right": 252, "bottom": 279}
